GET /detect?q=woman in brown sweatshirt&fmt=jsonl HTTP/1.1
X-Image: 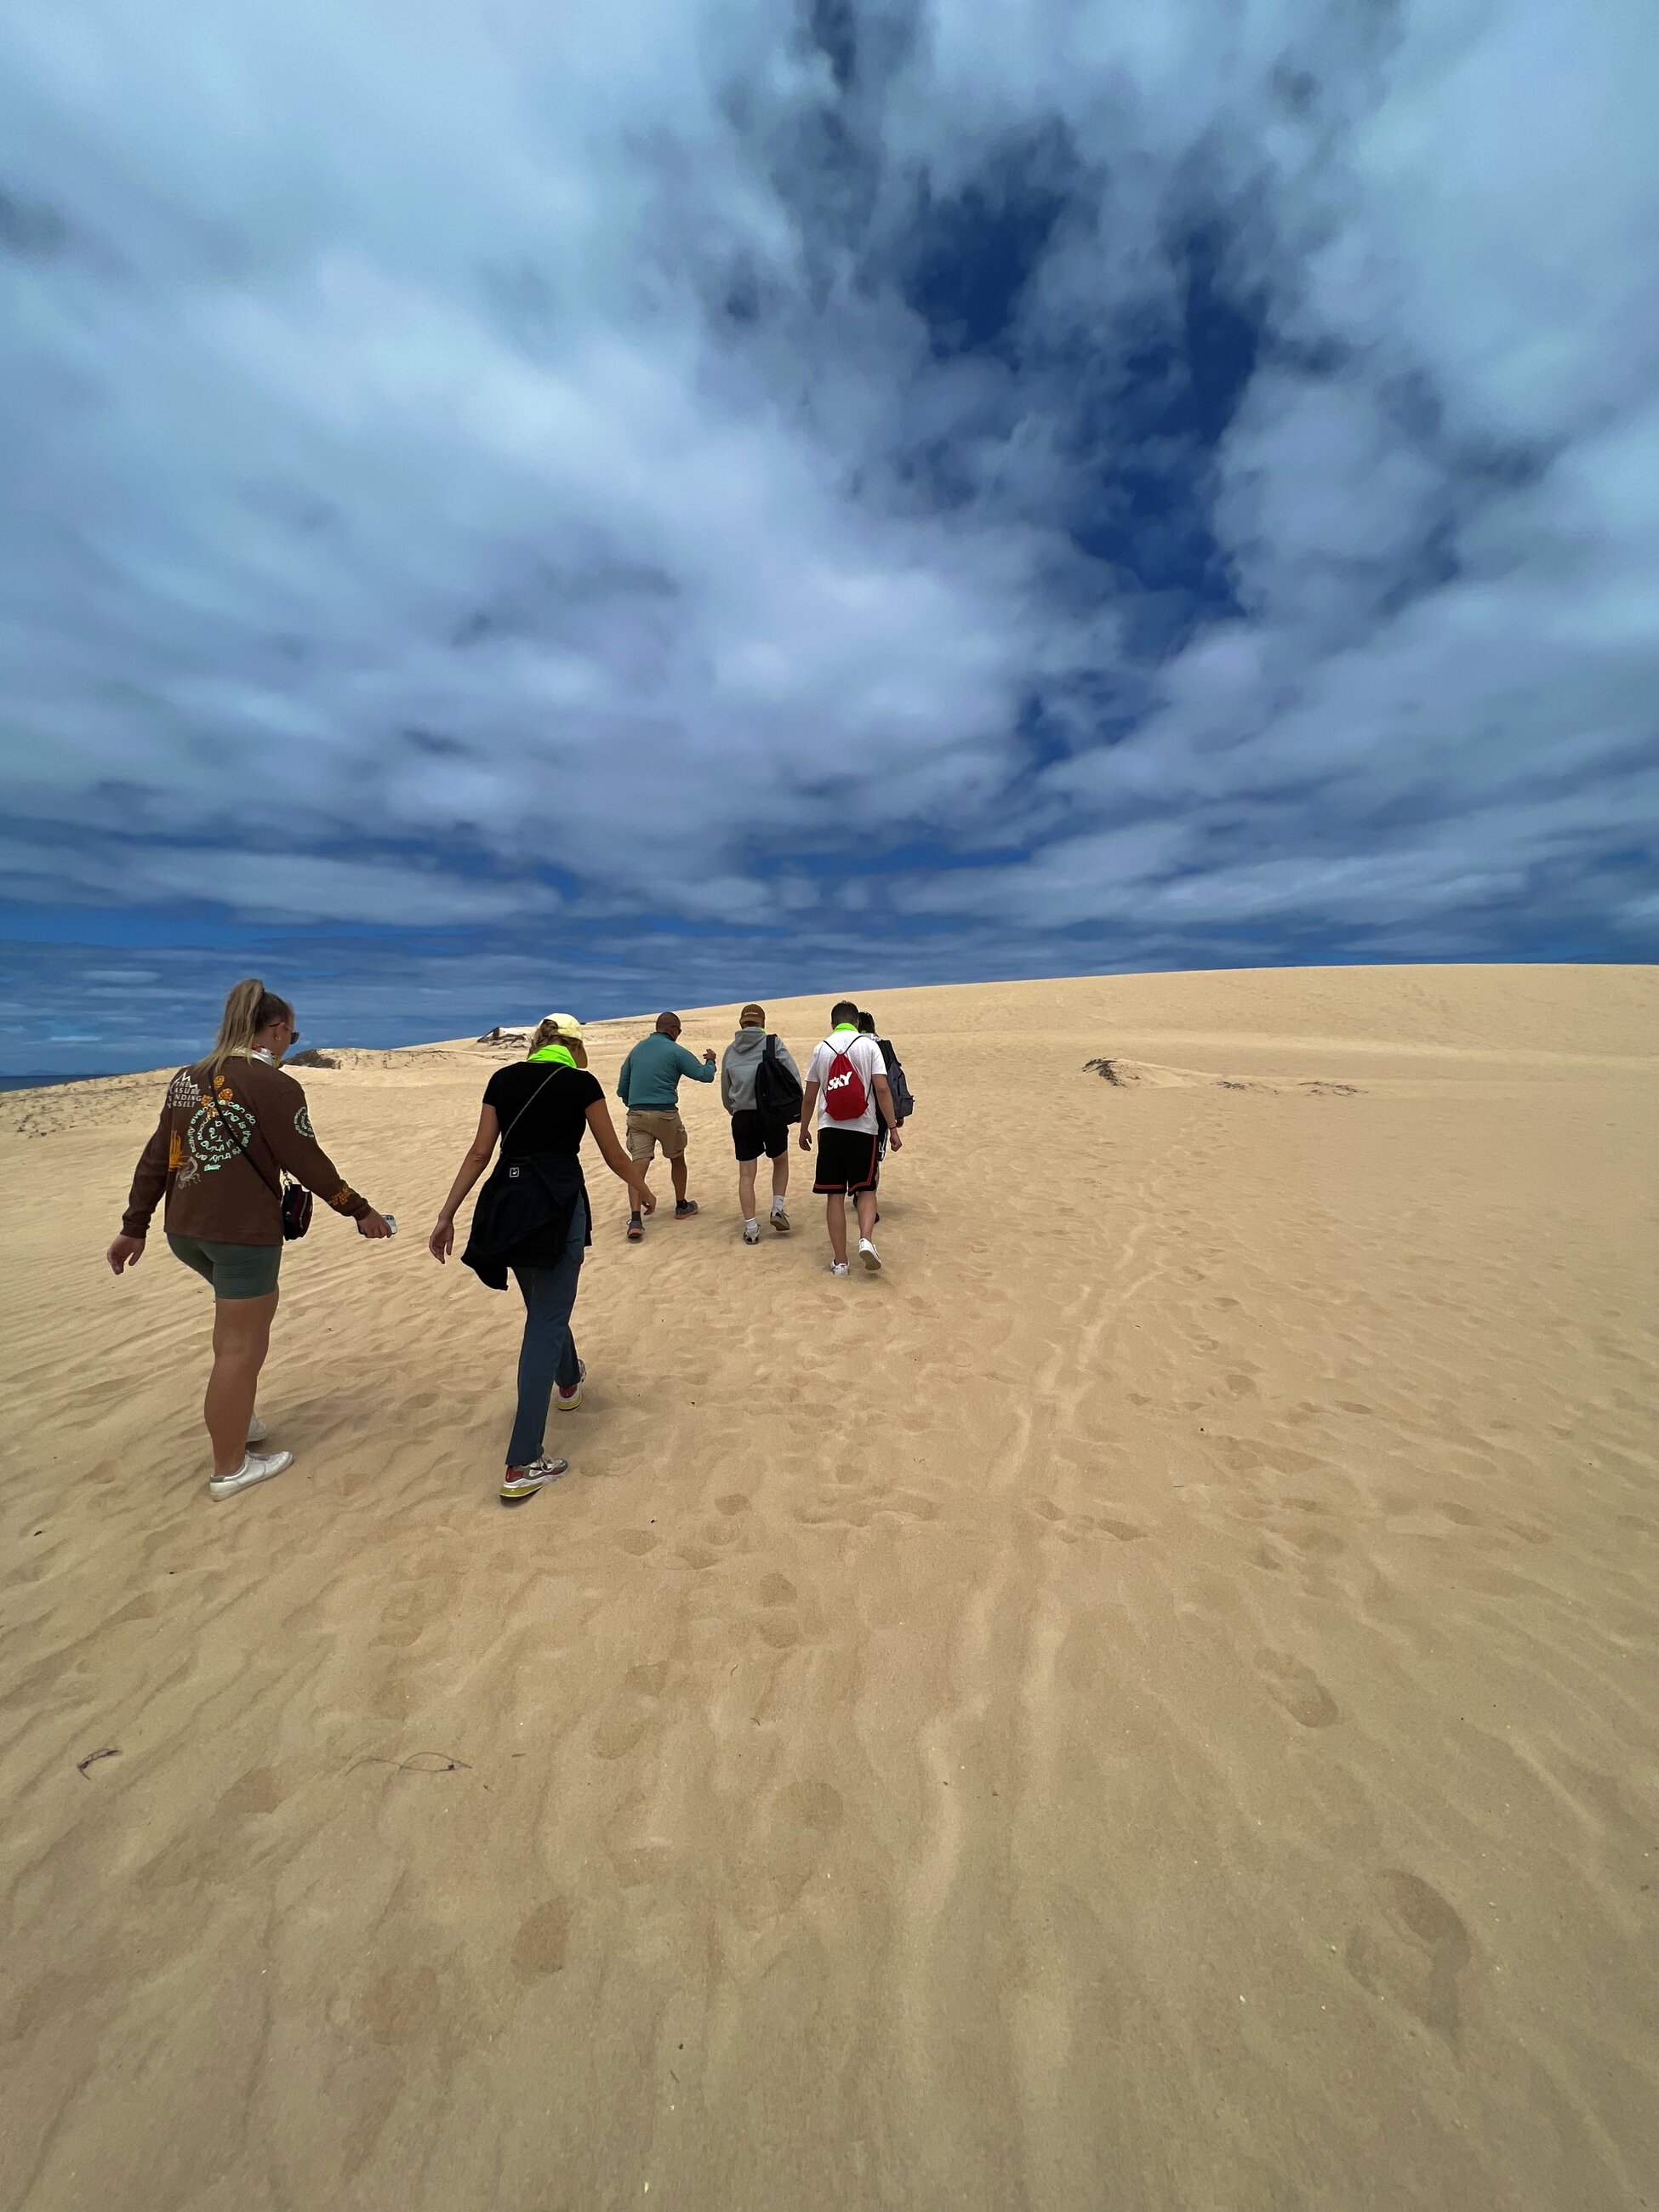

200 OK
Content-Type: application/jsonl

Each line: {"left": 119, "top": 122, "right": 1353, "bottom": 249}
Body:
{"left": 107, "top": 980, "right": 393, "bottom": 1500}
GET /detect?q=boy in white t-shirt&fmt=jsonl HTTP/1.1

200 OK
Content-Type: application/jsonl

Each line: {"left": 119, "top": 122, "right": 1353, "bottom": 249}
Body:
{"left": 798, "top": 999, "right": 903, "bottom": 1275}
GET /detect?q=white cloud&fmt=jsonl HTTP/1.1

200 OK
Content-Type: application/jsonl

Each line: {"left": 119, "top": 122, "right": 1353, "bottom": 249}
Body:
{"left": 0, "top": 0, "right": 1653, "bottom": 1024}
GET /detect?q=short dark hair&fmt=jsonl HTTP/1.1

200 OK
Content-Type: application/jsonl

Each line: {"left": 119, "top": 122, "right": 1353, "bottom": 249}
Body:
{"left": 857, "top": 1010, "right": 876, "bottom": 1034}
{"left": 830, "top": 999, "right": 859, "bottom": 1027}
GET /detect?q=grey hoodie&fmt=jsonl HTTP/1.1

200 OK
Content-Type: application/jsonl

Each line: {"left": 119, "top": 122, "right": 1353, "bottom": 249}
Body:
{"left": 721, "top": 1028, "right": 801, "bottom": 1114}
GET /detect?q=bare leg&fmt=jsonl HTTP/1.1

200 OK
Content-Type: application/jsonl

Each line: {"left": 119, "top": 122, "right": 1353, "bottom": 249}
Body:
{"left": 631, "top": 1151, "right": 653, "bottom": 1221}
{"left": 738, "top": 1159, "right": 758, "bottom": 1220}
{"left": 826, "top": 1194, "right": 849, "bottom": 1265}
{"left": 770, "top": 1152, "right": 790, "bottom": 1201}
{"left": 854, "top": 1189, "right": 879, "bottom": 1243}
{"left": 671, "top": 1154, "right": 690, "bottom": 1205}
{"left": 204, "top": 1291, "right": 278, "bottom": 1475}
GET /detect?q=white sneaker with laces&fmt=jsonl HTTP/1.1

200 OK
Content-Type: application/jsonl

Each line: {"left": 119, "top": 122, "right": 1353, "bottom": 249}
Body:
{"left": 858, "top": 1238, "right": 882, "bottom": 1272}
{"left": 829, "top": 1260, "right": 850, "bottom": 1277}
{"left": 209, "top": 1449, "right": 294, "bottom": 1502}
{"left": 500, "top": 1454, "right": 568, "bottom": 1502}
{"left": 743, "top": 1218, "right": 761, "bottom": 1243}
{"left": 247, "top": 1415, "right": 269, "bottom": 1445}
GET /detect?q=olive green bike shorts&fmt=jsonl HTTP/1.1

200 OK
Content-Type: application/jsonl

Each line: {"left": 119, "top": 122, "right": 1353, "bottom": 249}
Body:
{"left": 167, "top": 1233, "right": 282, "bottom": 1300}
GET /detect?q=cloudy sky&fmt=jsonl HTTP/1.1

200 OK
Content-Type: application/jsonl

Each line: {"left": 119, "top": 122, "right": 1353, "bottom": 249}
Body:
{"left": 2, "top": 0, "right": 1655, "bottom": 1072}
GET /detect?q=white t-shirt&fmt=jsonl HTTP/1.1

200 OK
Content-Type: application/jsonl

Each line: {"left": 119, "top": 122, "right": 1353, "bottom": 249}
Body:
{"left": 804, "top": 1032, "right": 887, "bottom": 1136}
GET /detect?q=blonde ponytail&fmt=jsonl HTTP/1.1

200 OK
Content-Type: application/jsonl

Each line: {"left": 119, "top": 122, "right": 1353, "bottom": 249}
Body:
{"left": 205, "top": 978, "right": 294, "bottom": 1077}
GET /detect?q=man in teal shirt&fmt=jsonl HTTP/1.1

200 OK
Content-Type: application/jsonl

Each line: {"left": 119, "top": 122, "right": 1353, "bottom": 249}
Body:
{"left": 616, "top": 1012, "right": 717, "bottom": 1239}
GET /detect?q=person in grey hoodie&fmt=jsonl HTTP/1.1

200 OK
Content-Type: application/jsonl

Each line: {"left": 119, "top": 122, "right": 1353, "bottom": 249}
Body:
{"left": 720, "top": 1003, "right": 801, "bottom": 1243}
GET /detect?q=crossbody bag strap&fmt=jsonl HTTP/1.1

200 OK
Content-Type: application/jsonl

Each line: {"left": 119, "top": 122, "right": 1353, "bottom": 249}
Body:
{"left": 499, "top": 1064, "right": 565, "bottom": 1149}
{"left": 205, "top": 1075, "right": 282, "bottom": 1201}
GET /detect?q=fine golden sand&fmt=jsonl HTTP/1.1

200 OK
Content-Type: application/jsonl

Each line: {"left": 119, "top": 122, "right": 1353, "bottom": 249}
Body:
{"left": 2, "top": 965, "right": 1655, "bottom": 2212}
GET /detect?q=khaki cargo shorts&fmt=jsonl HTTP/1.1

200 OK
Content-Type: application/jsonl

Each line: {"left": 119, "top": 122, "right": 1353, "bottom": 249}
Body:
{"left": 626, "top": 1108, "right": 689, "bottom": 1162}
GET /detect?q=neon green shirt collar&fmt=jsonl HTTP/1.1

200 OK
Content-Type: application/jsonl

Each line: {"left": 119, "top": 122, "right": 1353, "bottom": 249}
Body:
{"left": 831, "top": 1023, "right": 859, "bottom": 1035}
{"left": 528, "top": 1043, "right": 579, "bottom": 1069}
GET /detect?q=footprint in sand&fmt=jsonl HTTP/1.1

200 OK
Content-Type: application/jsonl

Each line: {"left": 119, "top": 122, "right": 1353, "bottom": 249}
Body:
{"left": 105, "top": 1593, "right": 161, "bottom": 1626}
{"left": 373, "top": 1589, "right": 428, "bottom": 1648}
{"left": 1253, "top": 1649, "right": 1340, "bottom": 1728}
{"left": 751, "top": 1572, "right": 806, "bottom": 1647}
{"left": 594, "top": 1660, "right": 668, "bottom": 1759}
{"left": 615, "top": 1529, "right": 658, "bottom": 1555}
{"left": 779, "top": 1780, "right": 844, "bottom": 1831}
{"left": 733, "top": 1780, "right": 846, "bottom": 1928}
{"left": 1345, "top": 1870, "right": 1471, "bottom": 2044}
{"left": 1030, "top": 1497, "right": 1147, "bottom": 1543}
{"left": 697, "top": 1517, "right": 746, "bottom": 1550}
{"left": 356, "top": 1961, "right": 443, "bottom": 2047}
{"left": 715, "top": 1493, "right": 750, "bottom": 1516}
{"left": 511, "top": 1898, "right": 571, "bottom": 1980}
{"left": 372, "top": 1671, "right": 430, "bottom": 1723}
{"left": 1096, "top": 1516, "right": 1149, "bottom": 1542}
{"left": 140, "top": 1766, "right": 287, "bottom": 1890}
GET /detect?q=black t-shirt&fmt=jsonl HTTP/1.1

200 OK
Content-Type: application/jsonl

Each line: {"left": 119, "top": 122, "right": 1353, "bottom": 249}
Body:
{"left": 484, "top": 1062, "right": 604, "bottom": 1157}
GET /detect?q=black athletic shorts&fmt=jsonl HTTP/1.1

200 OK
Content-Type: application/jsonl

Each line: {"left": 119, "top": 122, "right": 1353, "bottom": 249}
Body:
{"left": 731, "top": 1109, "right": 790, "bottom": 1163}
{"left": 812, "top": 1125, "right": 880, "bottom": 1194}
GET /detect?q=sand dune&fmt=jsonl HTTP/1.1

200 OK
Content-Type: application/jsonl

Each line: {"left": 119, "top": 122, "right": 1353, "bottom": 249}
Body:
{"left": 2, "top": 965, "right": 1655, "bottom": 2211}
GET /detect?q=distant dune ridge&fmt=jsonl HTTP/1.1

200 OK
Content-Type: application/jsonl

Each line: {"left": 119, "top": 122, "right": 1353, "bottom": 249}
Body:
{"left": 1, "top": 965, "right": 1655, "bottom": 2212}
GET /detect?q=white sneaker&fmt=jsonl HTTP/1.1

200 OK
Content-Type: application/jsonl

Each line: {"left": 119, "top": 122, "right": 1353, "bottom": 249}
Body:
{"left": 743, "top": 1218, "right": 761, "bottom": 1244}
{"left": 829, "top": 1260, "right": 850, "bottom": 1277}
{"left": 247, "top": 1415, "right": 269, "bottom": 1445}
{"left": 209, "top": 1449, "right": 293, "bottom": 1502}
{"left": 858, "top": 1238, "right": 882, "bottom": 1273}
{"left": 500, "top": 1454, "right": 568, "bottom": 1502}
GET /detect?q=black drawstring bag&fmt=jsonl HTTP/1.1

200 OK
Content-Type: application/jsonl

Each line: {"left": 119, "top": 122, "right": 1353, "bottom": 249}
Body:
{"left": 207, "top": 1083, "right": 313, "bottom": 1240}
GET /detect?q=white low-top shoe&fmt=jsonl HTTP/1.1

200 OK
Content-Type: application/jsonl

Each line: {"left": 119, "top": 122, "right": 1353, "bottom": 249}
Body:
{"left": 858, "top": 1238, "right": 881, "bottom": 1272}
{"left": 247, "top": 1415, "right": 269, "bottom": 1445}
{"left": 209, "top": 1449, "right": 294, "bottom": 1502}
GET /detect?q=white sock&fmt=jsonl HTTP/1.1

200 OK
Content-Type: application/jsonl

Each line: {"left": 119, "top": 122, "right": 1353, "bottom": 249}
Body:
{"left": 771, "top": 1195, "right": 786, "bottom": 1214}
{"left": 745, "top": 1216, "right": 759, "bottom": 1233}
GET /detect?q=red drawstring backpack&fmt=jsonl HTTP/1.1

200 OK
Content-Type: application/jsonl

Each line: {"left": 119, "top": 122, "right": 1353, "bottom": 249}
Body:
{"left": 820, "top": 1039, "right": 869, "bottom": 1121}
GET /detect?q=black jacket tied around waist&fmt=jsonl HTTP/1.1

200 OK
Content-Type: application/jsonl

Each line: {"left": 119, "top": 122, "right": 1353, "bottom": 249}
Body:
{"left": 461, "top": 1153, "right": 592, "bottom": 1289}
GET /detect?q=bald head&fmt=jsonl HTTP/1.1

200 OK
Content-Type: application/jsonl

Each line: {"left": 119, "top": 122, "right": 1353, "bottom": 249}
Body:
{"left": 655, "top": 1011, "right": 681, "bottom": 1039}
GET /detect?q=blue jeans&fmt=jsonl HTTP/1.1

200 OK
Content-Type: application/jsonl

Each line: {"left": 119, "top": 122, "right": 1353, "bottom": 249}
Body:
{"left": 505, "top": 1233, "right": 584, "bottom": 1468}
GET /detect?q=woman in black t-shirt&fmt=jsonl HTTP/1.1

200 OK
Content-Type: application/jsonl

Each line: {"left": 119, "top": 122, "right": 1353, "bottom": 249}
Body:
{"left": 429, "top": 1014, "right": 651, "bottom": 1502}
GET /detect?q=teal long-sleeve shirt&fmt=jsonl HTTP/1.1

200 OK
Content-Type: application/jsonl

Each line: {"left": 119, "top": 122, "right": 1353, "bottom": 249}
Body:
{"left": 616, "top": 1033, "right": 716, "bottom": 1111}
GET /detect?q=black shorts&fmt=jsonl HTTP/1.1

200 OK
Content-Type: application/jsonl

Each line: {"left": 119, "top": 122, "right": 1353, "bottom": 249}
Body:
{"left": 731, "top": 1109, "right": 790, "bottom": 1163}
{"left": 813, "top": 1126, "right": 880, "bottom": 1194}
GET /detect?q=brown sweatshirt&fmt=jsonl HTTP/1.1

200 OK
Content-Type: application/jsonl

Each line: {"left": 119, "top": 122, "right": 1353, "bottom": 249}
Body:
{"left": 122, "top": 1053, "right": 372, "bottom": 1246}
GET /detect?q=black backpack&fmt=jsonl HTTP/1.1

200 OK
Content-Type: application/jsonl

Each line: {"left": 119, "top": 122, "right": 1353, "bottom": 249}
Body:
{"left": 879, "top": 1038, "right": 915, "bottom": 1121}
{"left": 752, "top": 1034, "right": 803, "bottom": 1121}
